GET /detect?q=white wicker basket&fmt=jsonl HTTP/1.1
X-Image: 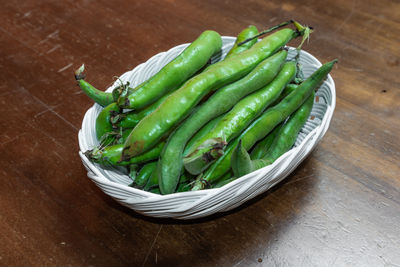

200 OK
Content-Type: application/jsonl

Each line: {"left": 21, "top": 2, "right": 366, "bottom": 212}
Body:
{"left": 78, "top": 37, "right": 335, "bottom": 219}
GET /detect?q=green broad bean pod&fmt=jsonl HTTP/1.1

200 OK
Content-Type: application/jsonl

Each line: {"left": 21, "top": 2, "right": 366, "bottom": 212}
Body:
{"left": 183, "top": 114, "right": 225, "bottom": 156}
{"left": 143, "top": 163, "right": 194, "bottom": 192}
{"left": 212, "top": 172, "right": 234, "bottom": 188}
{"left": 112, "top": 93, "right": 170, "bottom": 129}
{"left": 95, "top": 103, "right": 120, "bottom": 140}
{"left": 225, "top": 25, "right": 258, "bottom": 58}
{"left": 183, "top": 61, "right": 296, "bottom": 175}
{"left": 250, "top": 83, "right": 299, "bottom": 159}
{"left": 132, "top": 162, "right": 158, "bottom": 189}
{"left": 116, "top": 30, "right": 223, "bottom": 110}
{"left": 86, "top": 142, "right": 165, "bottom": 166}
{"left": 249, "top": 123, "right": 282, "bottom": 160}
{"left": 98, "top": 127, "right": 132, "bottom": 147}
{"left": 144, "top": 164, "right": 160, "bottom": 191}
{"left": 231, "top": 92, "right": 315, "bottom": 177}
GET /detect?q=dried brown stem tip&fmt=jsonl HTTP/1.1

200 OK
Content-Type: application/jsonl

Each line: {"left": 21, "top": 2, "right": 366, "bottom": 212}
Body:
{"left": 74, "top": 64, "right": 86, "bottom": 80}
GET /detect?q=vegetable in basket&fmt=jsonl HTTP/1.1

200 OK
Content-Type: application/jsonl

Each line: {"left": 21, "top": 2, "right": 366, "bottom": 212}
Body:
{"left": 183, "top": 61, "right": 297, "bottom": 175}
{"left": 121, "top": 24, "right": 309, "bottom": 161}
{"left": 158, "top": 50, "right": 289, "bottom": 194}
{"left": 191, "top": 59, "right": 337, "bottom": 190}
{"left": 115, "top": 30, "right": 223, "bottom": 110}
{"left": 231, "top": 92, "right": 315, "bottom": 177}
{"left": 225, "top": 25, "right": 259, "bottom": 58}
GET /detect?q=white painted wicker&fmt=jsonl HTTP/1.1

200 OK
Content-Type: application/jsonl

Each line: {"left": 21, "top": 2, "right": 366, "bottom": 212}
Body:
{"left": 78, "top": 37, "right": 336, "bottom": 219}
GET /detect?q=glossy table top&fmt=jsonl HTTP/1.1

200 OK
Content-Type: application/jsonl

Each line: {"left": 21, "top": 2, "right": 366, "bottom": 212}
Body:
{"left": 0, "top": 0, "right": 399, "bottom": 266}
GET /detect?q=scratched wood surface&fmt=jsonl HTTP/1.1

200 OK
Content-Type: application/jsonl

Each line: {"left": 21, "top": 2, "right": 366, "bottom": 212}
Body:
{"left": 0, "top": 0, "right": 399, "bottom": 266}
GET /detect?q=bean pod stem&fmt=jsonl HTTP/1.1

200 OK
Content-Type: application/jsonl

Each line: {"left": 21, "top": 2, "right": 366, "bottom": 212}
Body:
{"left": 74, "top": 64, "right": 115, "bottom": 107}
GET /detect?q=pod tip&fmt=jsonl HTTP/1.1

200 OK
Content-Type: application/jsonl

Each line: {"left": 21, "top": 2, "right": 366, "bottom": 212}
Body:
{"left": 328, "top": 59, "right": 339, "bottom": 66}
{"left": 74, "top": 64, "right": 86, "bottom": 80}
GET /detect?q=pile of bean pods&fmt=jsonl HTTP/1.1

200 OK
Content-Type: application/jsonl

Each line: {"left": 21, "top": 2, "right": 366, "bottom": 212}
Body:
{"left": 77, "top": 20, "right": 336, "bottom": 195}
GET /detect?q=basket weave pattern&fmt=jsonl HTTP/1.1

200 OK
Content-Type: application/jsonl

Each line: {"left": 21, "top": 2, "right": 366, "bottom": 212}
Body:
{"left": 78, "top": 37, "right": 336, "bottom": 219}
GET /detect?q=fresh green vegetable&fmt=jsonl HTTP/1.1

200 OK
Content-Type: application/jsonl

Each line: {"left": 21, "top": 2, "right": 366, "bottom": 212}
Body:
{"left": 184, "top": 114, "right": 225, "bottom": 155}
{"left": 74, "top": 64, "right": 115, "bottom": 107}
{"left": 111, "top": 93, "right": 170, "bottom": 129}
{"left": 225, "top": 25, "right": 258, "bottom": 58}
{"left": 128, "top": 164, "right": 139, "bottom": 182}
{"left": 95, "top": 103, "right": 120, "bottom": 140}
{"left": 132, "top": 162, "right": 158, "bottom": 189}
{"left": 250, "top": 83, "right": 298, "bottom": 159}
{"left": 82, "top": 22, "right": 333, "bottom": 194}
{"left": 212, "top": 172, "right": 234, "bottom": 188}
{"left": 183, "top": 61, "right": 296, "bottom": 175}
{"left": 232, "top": 92, "right": 314, "bottom": 177}
{"left": 86, "top": 142, "right": 165, "bottom": 166}
{"left": 116, "top": 30, "right": 223, "bottom": 109}
{"left": 144, "top": 163, "right": 160, "bottom": 191}
{"left": 249, "top": 123, "right": 282, "bottom": 160}
{"left": 191, "top": 59, "right": 337, "bottom": 190}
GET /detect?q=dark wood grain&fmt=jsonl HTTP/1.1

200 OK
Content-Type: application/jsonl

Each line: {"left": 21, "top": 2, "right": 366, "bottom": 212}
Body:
{"left": 0, "top": 0, "right": 399, "bottom": 266}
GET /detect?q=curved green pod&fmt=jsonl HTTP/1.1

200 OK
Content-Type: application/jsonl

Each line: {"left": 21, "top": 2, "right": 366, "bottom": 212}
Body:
{"left": 183, "top": 61, "right": 296, "bottom": 175}
{"left": 132, "top": 162, "right": 158, "bottom": 189}
{"left": 250, "top": 83, "right": 299, "bottom": 159}
{"left": 225, "top": 25, "right": 258, "bottom": 58}
{"left": 144, "top": 163, "right": 160, "bottom": 191}
{"left": 232, "top": 92, "right": 314, "bottom": 177}
{"left": 112, "top": 93, "right": 170, "bottom": 129}
{"left": 95, "top": 103, "right": 120, "bottom": 140}
{"left": 183, "top": 114, "right": 225, "bottom": 156}
{"left": 86, "top": 142, "right": 165, "bottom": 166}
{"left": 117, "top": 30, "right": 223, "bottom": 110}
{"left": 212, "top": 171, "right": 234, "bottom": 188}
{"left": 249, "top": 123, "right": 282, "bottom": 160}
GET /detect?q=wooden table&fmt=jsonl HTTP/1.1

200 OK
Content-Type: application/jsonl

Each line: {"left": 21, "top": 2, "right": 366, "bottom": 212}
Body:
{"left": 1, "top": 0, "right": 399, "bottom": 266}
